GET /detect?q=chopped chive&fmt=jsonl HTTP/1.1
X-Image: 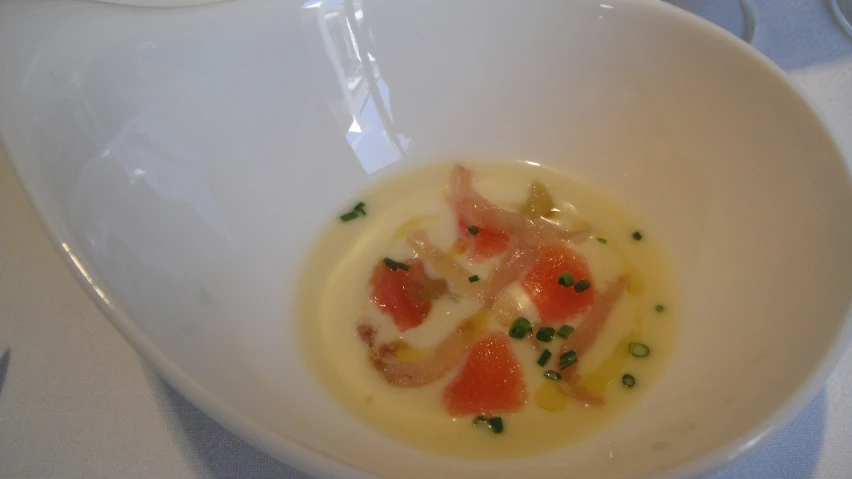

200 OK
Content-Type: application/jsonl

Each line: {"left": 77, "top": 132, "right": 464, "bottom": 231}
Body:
{"left": 382, "top": 258, "right": 410, "bottom": 271}
{"left": 544, "top": 370, "right": 562, "bottom": 381}
{"left": 596, "top": 237, "right": 608, "bottom": 244}
{"left": 537, "top": 349, "right": 552, "bottom": 367}
{"left": 557, "top": 272, "right": 574, "bottom": 287}
{"left": 354, "top": 202, "right": 367, "bottom": 216}
{"left": 629, "top": 342, "right": 651, "bottom": 358}
{"left": 655, "top": 304, "right": 665, "bottom": 312}
{"left": 535, "top": 327, "right": 556, "bottom": 342}
{"left": 558, "top": 350, "right": 578, "bottom": 370}
{"left": 468, "top": 275, "right": 480, "bottom": 283}
{"left": 574, "top": 279, "right": 591, "bottom": 293}
{"left": 467, "top": 225, "right": 479, "bottom": 235}
{"left": 632, "top": 230, "right": 643, "bottom": 241}
{"left": 622, "top": 374, "right": 636, "bottom": 388}
{"left": 487, "top": 417, "right": 504, "bottom": 434}
{"left": 557, "top": 325, "right": 574, "bottom": 339}
{"left": 383, "top": 258, "right": 397, "bottom": 270}
{"left": 340, "top": 201, "right": 367, "bottom": 221}
{"left": 474, "top": 415, "right": 504, "bottom": 434}
{"left": 340, "top": 211, "right": 359, "bottom": 222}
{"left": 508, "top": 317, "right": 532, "bottom": 339}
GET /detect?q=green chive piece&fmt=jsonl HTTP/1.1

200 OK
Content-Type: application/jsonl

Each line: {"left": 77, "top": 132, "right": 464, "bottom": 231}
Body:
{"left": 468, "top": 275, "right": 480, "bottom": 283}
{"left": 655, "top": 304, "right": 665, "bottom": 312}
{"left": 474, "top": 415, "right": 504, "bottom": 434}
{"left": 632, "top": 231, "right": 643, "bottom": 241}
{"left": 557, "top": 272, "right": 574, "bottom": 287}
{"left": 629, "top": 342, "right": 651, "bottom": 358}
{"left": 557, "top": 325, "right": 574, "bottom": 339}
{"left": 354, "top": 202, "right": 367, "bottom": 216}
{"left": 558, "top": 350, "right": 578, "bottom": 370}
{"left": 574, "top": 279, "right": 591, "bottom": 293}
{"left": 623, "top": 374, "right": 636, "bottom": 388}
{"left": 467, "top": 225, "right": 479, "bottom": 235}
{"left": 382, "top": 258, "right": 410, "bottom": 271}
{"left": 341, "top": 201, "right": 367, "bottom": 221}
{"left": 508, "top": 317, "right": 532, "bottom": 339}
{"left": 537, "top": 349, "right": 552, "bottom": 367}
{"left": 596, "top": 237, "right": 608, "bottom": 244}
{"left": 487, "top": 417, "right": 504, "bottom": 434}
{"left": 340, "top": 211, "right": 359, "bottom": 222}
{"left": 535, "top": 327, "right": 556, "bottom": 342}
{"left": 544, "top": 370, "right": 562, "bottom": 381}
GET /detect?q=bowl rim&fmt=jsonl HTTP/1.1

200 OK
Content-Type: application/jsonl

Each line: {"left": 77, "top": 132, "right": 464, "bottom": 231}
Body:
{"left": 3, "top": 0, "right": 852, "bottom": 478}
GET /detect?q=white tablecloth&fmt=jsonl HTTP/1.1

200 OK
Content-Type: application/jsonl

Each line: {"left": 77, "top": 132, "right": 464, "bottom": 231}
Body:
{"left": 1, "top": 0, "right": 851, "bottom": 477}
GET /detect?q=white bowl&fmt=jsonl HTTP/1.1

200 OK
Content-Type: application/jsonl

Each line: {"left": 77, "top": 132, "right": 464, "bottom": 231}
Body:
{"left": 1, "top": 0, "right": 851, "bottom": 478}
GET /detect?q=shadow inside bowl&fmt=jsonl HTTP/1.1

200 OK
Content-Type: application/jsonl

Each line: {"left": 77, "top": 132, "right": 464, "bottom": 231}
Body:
{"left": 145, "top": 363, "right": 827, "bottom": 479}
{"left": 0, "top": 348, "right": 10, "bottom": 401}
{"left": 708, "top": 388, "right": 827, "bottom": 479}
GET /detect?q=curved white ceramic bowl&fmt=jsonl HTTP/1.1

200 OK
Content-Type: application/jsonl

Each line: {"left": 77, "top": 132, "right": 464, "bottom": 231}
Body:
{"left": 1, "top": 1, "right": 851, "bottom": 478}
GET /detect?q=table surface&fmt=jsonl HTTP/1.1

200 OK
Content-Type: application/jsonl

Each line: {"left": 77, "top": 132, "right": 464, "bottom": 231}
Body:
{"left": 2, "top": 1, "right": 852, "bottom": 478}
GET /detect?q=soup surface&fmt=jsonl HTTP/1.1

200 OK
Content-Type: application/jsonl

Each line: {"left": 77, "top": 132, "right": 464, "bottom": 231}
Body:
{"left": 298, "top": 161, "right": 678, "bottom": 459}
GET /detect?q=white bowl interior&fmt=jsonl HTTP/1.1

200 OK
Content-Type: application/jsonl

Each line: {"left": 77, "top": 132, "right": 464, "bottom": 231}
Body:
{"left": 1, "top": 1, "right": 851, "bottom": 478}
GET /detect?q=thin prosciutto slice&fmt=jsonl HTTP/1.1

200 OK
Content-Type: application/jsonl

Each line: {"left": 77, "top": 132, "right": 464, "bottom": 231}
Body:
{"left": 558, "top": 276, "right": 626, "bottom": 382}
{"left": 407, "top": 229, "right": 533, "bottom": 327}
{"left": 356, "top": 310, "right": 489, "bottom": 387}
{"left": 406, "top": 229, "right": 485, "bottom": 300}
{"left": 448, "top": 165, "right": 583, "bottom": 261}
{"left": 491, "top": 290, "right": 525, "bottom": 328}
{"left": 482, "top": 241, "right": 540, "bottom": 308}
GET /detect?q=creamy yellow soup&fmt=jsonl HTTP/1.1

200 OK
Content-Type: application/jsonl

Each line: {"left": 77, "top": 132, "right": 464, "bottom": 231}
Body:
{"left": 297, "top": 161, "right": 678, "bottom": 459}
